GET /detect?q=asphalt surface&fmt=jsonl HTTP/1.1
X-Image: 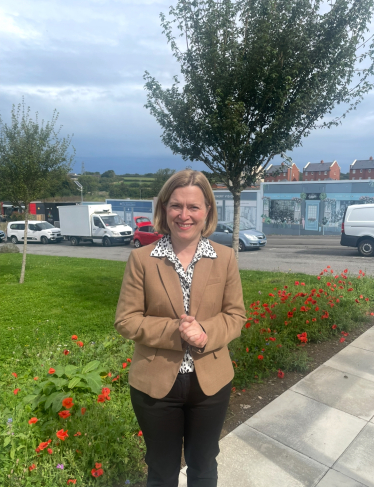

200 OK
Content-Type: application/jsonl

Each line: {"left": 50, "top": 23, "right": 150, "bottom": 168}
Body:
{"left": 3, "top": 235, "right": 374, "bottom": 276}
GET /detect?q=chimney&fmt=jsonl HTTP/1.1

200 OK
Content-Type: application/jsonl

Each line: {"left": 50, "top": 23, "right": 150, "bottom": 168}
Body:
{"left": 320, "top": 160, "right": 324, "bottom": 164}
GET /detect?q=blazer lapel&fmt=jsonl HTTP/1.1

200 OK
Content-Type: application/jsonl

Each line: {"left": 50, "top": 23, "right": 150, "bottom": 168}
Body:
{"left": 189, "top": 257, "right": 213, "bottom": 317}
{"left": 156, "top": 259, "right": 185, "bottom": 318}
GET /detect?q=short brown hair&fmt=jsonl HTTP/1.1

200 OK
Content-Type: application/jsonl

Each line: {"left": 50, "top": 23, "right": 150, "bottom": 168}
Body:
{"left": 153, "top": 169, "right": 218, "bottom": 237}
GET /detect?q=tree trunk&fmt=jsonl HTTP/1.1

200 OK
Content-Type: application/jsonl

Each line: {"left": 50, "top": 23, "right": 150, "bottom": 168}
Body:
{"left": 19, "top": 203, "right": 29, "bottom": 284}
{"left": 232, "top": 190, "right": 241, "bottom": 261}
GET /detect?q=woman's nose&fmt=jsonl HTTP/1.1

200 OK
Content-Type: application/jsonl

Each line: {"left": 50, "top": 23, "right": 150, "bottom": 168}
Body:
{"left": 180, "top": 206, "right": 189, "bottom": 219}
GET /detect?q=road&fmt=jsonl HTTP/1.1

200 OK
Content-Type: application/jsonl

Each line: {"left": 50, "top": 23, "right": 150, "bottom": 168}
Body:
{"left": 3, "top": 235, "right": 374, "bottom": 276}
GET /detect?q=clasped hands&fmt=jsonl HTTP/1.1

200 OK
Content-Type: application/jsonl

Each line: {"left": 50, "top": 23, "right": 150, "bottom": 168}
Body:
{"left": 179, "top": 314, "right": 208, "bottom": 349}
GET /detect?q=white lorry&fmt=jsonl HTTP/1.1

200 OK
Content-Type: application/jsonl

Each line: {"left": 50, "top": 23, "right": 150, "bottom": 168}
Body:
{"left": 58, "top": 204, "right": 133, "bottom": 247}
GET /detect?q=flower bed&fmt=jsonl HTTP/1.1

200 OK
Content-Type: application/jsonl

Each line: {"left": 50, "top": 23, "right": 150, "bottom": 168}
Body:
{"left": 1, "top": 334, "right": 145, "bottom": 486}
{"left": 230, "top": 267, "right": 374, "bottom": 387}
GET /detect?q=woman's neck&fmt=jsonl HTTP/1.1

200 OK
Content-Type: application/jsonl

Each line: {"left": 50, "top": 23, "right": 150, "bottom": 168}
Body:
{"left": 170, "top": 234, "right": 201, "bottom": 270}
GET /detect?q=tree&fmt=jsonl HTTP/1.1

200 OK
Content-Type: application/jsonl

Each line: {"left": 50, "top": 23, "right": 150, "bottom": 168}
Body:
{"left": 101, "top": 170, "right": 116, "bottom": 178}
{"left": 144, "top": 0, "right": 374, "bottom": 256}
{"left": 78, "top": 175, "right": 100, "bottom": 194}
{"left": 0, "top": 101, "right": 74, "bottom": 283}
{"left": 151, "top": 168, "right": 176, "bottom": 195}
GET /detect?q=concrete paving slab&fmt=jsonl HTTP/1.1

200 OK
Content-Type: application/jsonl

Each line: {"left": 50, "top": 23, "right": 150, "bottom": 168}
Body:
{"left": 214, "top": 424, "right": 327, "bottom": 487}
{"left": 291, "top": 365, "right": 374, "bottom": 421}
{"left": 245, "top": 390, "right": 366, "bottom": 467}
{"left": 324, "top": 347, "right": 374, "bottom": 383}
{"left": 349, "top": 327, "right": 374, "bottom": 353}
{"left": 333, "top": 423, "right": 374, "bottom": 487}
{"left": 316, "top": 469, "right": 367, "bottom": 487}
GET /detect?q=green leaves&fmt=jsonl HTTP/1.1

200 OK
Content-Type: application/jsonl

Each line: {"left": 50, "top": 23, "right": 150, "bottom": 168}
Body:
{"left": 82, "top": 360, "right": 100, "bottom": 374}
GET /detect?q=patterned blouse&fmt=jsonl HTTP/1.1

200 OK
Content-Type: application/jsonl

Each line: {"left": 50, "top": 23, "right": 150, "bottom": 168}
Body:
{"left": 150, "top": 234, "right": 217, "bottom": 373}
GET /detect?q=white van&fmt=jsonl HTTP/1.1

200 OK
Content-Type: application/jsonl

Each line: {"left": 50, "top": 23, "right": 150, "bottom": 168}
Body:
{"left": 340, "top": 204, "right": 374, "bottom": 257}
{"left": 7, "top": 221, "right": 63, "bottom": 244}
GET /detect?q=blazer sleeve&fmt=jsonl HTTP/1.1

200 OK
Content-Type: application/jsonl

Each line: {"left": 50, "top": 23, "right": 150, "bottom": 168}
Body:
{"left": 199, "top": 248, "right": 246, "bottom": 352}
{"left": 114, "top": 250, "right": 184, "bottom": 351}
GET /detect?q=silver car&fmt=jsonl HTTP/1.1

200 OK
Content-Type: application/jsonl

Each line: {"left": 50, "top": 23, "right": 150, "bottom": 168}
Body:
{"left": 210, "top": 221, "right": 267, "bottom": 252}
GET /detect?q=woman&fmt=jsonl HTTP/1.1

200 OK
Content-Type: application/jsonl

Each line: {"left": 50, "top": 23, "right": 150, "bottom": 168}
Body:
{"left": 115, "top": 170, "right": 246, "bottom": 487}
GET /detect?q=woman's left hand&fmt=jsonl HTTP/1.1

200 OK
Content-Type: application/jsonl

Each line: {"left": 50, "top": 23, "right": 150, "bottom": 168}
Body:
{"left": 179, "top": 314, "right": 208, "bottom": 348}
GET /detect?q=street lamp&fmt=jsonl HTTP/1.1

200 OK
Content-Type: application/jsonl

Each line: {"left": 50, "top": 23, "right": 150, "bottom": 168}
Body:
{"left": 74, "top": 181, "right": 83, "bottom": 203}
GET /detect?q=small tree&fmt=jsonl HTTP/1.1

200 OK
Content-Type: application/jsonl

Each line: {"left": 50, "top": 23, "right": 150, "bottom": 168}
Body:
{"left": 0, "top": 101, "right": 74, "bottom": 283}
{"left": 144, "top": 0, "right": 374, "bottom": 256}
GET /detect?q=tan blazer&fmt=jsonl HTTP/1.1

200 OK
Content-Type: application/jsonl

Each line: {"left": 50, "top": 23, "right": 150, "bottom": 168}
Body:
{"left": 114, "top": 240, "right": 246, "bottom": 399}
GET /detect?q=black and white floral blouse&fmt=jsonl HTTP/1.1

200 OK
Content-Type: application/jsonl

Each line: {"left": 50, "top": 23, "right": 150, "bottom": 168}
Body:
{"left": 150, "top": 234, "right": 217, "bottom": 373}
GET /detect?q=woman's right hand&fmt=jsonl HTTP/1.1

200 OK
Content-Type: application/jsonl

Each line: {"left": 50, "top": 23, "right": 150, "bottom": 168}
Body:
{"left": 179, "top": 314, "right": 208, "bottom": 348}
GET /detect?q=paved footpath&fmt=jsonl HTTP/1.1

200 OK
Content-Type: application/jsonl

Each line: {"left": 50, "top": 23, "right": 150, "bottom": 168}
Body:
{"left": 179, "top": 326, "right": 374, "bottom": 487}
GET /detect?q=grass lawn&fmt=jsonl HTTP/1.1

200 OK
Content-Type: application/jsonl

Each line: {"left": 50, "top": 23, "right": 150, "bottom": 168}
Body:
{"left": 1, "top": 255, "right": 126, "bottom": 361}
{"left": 1, "top": 254, "right": 319, "bottom": 360}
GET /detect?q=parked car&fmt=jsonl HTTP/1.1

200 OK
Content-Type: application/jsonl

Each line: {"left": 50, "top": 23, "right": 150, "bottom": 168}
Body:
{"left": 0, "top": 229, "right": 6, "bottom": 242}
{"left": 7, "top": 221, "right": 63, "bottom": 244}
{"left": 209, "top": 221, "right": 267, "bottom": 251}
{"left": 133, "top": 217, "right": 163, "bottom": 248}
{"left": 340, "top": 204, "right": 374, "bottom": 257}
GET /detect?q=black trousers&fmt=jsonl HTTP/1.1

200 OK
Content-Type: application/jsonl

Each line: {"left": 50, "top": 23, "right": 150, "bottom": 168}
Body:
{"left": 130, "top": 371, "right": 231, "bottom": 487}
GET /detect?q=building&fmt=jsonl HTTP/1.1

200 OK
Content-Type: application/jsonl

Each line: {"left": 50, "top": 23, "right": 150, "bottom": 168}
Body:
{"left": 264, "top": 163, "right": 300, "bottom": 182}
{"left": 350, "top": 157, "right": 374, "bottom": 180}
{"left": 303, "top": 160, "right": 340, "bottom": 181}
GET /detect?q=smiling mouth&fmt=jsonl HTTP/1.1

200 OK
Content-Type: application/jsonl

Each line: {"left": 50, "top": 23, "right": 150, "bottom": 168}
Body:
{"left": 176, "top": 223, "right": 193, "bottom": 229}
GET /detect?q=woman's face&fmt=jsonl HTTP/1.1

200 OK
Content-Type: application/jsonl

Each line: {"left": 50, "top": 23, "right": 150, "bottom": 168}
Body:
{"left": 165, "top": 185, "right": 210, "bottom": 245}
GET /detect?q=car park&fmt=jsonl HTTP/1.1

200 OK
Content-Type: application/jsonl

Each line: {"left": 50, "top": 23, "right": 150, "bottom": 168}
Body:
{"left": 7, "top": 221, "right": 63, "bottom": 244}
{"left": 209, "top": 221, "right": 267, "bottom": 251}
{"left": 133, "top": 217, "right": 163, "bottom": 248}
{"left": 340, "top": 204, "right": 374, "bottom": 257}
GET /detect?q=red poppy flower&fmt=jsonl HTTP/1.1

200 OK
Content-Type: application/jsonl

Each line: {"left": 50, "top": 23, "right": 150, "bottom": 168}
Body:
{"left": 277, "top": 370, "right": 285, "bottom": 379}
{"left": 29, "top": 464, "right": 36, "bottom": 471}
{"left": 246, "top": 347, "right": 249, "bottom": 352}
{"left": 317, "top": 276, "right": 321, "bottom": 280}
{"left": 347, "top": 288, "right": 353, "bottom": 292}
{"left": 71, "top": 335, "right": 78, "bottom": 340}
{"left": 56, "top": 429, "right": 69, "bottom": 441}
{"left": 340, "top": 337, "right": 346, "bottom": 343}
{"left": 97, "top": 394, "right": 106, "bottom": 403}
{"left": 12, "top": 372, "right": 17, "bottom": 378}
{"left": 58, "top": 411, "right": 71, "bottom": 419}
{"left": 95, "top": 463, "right": 102, "bottom": 469}
{"left": 301, "top": 282, "right": 305, "bottom": 286}
{"left": 13, "top": 388, "right": 20, "bottom": 395}
{"left": 297, "top": 332, "right": 308, "bottom": 343}
{"left": 62, "top": 398, "right": 74, "bottom": 409}
{"left": 28, "top": 417, "right": 38, "bottom": 424}
{"left": 365, "top": 298, "right": 369, "bottom": 301}
{"left": 332, "top": 324, "right": 337, "bottom": 329}
{"left": 127, "top": 358, "right": 132, "bottom": 363}
{"left": 257, "top": 355, "right": 264, "bottom": 360}
{"left": 122, "top": 363, "right": 127, "bottom": 368}
{"left": 38, "top": 441, "right": 50, "bottom": 451}
{"left": 35, "top": 447, "right": 40, "bottom": 453}
{"left": 294, "top": 281, "right": 299, "bottom": 285}
{"left": 91, "top": 468, "right": 104, "bottom": 477}
{"left": 287, "top": 311, "right": 293, "bottom": 318}
{"left": 81, "top": 407, "right": 87, "bottom": 415}
{"left": 245, "top": 322, "right": 251, "bottom": 328}
{"left": 77, "top": 341, "right": 84, "bottom": 347}
{"left": 48, "top": 368, "right": 55, "bottom": 374}
{"left": 74, "top": 431, "right": 81, "bottom": 436}
{"left": 112, "top": 375, "right": 120, "bottom": 382}
{"left": 137, "top": 430, "right": 143, "bottom": 437}
{"left": 67, "top": 481, "right": 77, "bottom": 485}
{"left": 63, "top": 350, "right": 70, "bottom": 356}
{"left": 48, "top": 448, "right": 53, "bottom": 454}
{"left": 33, "top": 377, "right": 38, "bottom": 380}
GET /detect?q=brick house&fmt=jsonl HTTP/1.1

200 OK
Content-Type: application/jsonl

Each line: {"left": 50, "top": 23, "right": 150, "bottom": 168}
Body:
{"left": 350, "top": 157, "right": 374, "bottom": 180}
{"left": 303, "top": 160, "right": 340, "bottom": 181}
{"left": 264, "top": 163, "right": 300, "bottom": 182}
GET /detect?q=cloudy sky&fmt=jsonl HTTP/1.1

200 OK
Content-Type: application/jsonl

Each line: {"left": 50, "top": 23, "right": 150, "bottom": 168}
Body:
{"left": 1, "top": 0, "right": 373, "bottom": 176}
